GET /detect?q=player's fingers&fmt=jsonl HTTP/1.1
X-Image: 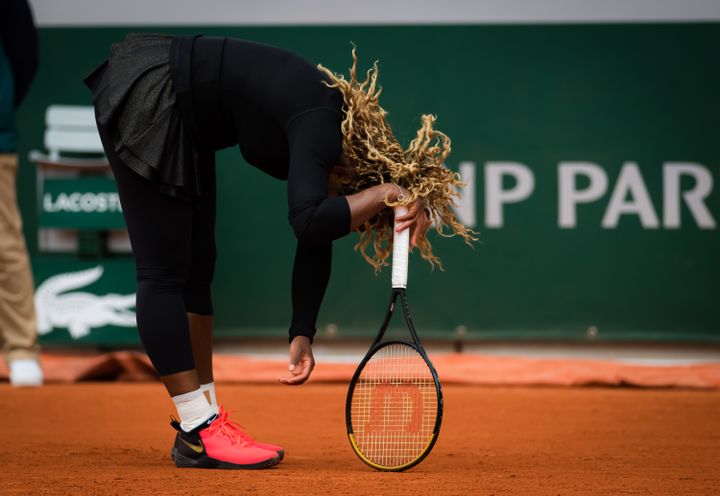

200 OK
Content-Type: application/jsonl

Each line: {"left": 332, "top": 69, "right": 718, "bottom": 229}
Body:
{"left": 284, "top": 353, "right": 314, "bottom": 381}
{"left": 281, "top": 364, "right": 313, "bottom": 385}
{"left": 397, "top": 208, "right": 422, "bottom": 229}
{"left": 292, "top": 352, "right": 308, "bottom": 375}
{"left": 288, "top": 343, "right": 305, "bottom": 372}
{"left": 411, "top": 213, "right": 430, "bottom": 246}
{"left": 396, "top": 217, "right": 417, "bottom": 232}
{"left": 278, "top": 371, "right": 305, "bottom": 384}
{"left": 395, "top": 202, "right": 421, "bottom": 221}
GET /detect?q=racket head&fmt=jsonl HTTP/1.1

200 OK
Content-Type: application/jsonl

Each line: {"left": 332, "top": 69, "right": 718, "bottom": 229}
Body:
{"left": 346, "top": 340, "right": 443, "bottom": 471}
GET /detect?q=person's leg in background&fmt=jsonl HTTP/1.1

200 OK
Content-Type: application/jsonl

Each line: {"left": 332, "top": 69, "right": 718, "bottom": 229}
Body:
{"left": 184, "top": 149, "right": 218, "bottom": 411}
{"left": 0, "top": 152, "right": 42, "bottom": 387}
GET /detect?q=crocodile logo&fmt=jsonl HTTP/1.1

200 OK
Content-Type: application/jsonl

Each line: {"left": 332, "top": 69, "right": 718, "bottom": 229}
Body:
{"left": 35, "top": 266, "right": 136, "bottom": 339}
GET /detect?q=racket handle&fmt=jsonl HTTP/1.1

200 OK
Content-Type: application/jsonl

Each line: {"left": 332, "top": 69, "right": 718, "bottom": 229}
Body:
{"left": 392, "top": 206, "right": 410, "bottom": 288}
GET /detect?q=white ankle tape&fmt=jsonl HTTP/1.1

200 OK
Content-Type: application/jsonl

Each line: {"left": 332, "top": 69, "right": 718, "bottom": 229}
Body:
{"left": 200, "top": 382, "right": 218, "bottom": 413}
{"left": 172, "top": 388, "right": 214, "bottom": 432}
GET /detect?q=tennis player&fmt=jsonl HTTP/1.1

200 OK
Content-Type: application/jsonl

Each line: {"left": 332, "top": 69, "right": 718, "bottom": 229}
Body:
{"left": 84, "top": 33, "right": 472, "bottom": 470}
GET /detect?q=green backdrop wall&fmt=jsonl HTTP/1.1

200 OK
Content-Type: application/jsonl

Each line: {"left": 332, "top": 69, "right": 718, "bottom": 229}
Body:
{"left": 17, "top": 23, "right": 720, "bottom": 344}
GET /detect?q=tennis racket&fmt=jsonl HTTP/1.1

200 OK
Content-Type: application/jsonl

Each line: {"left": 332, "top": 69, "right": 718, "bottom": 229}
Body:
{"left": 346, "top": 205, "right": 443, "bottom": 471}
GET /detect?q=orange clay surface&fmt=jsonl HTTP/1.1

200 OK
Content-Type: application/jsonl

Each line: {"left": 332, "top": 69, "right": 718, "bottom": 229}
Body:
{"left": 1, "top": 383, "right": 719, "bottom": 496}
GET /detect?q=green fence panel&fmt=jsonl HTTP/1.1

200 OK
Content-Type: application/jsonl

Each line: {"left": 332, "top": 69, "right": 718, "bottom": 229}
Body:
{"left": 15, "top": 23, "right": 720, "bottom": 344}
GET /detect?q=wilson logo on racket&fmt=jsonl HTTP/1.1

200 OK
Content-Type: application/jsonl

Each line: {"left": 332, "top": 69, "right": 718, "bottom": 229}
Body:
{"left": 346, "top": 206, "right": 443, "bottom": 472}
{"left": 365, "top": 383, "right": 424, "bottom": 433}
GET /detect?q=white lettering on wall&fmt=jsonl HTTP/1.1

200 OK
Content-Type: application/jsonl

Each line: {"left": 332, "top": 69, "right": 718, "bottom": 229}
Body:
{"left": 558, "top": 162, "right": 608, "bottom": 228}
{"left": 602, "top": 162, "right": 659, "bottom": 228}
{"left": 449, "top": 160, "right": 716, "bottom": 230}
{"left": 484, "top": 162, "right": 535, "bottom": 228}
{"left": 663, "top": 162, "right": 716, "bottom": 229}
{"left": 454, "top": 161, "right": 477, "bottom": 228}
{"left": 43, "top": 192, "right": 123, "bottom": 214}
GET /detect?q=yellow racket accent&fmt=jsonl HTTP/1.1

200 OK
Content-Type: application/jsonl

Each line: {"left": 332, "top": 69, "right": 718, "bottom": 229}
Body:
{"left": 348, "top": 432, "right": 437, "bottom": 471}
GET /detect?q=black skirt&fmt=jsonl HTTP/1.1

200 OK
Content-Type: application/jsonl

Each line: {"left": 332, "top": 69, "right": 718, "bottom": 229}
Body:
{"left": 83, "top": 33, "right": 202, "bottom": 200}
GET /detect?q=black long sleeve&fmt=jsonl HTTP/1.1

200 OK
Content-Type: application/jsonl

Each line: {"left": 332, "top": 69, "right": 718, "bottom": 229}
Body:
{"left": 286, "top": 110, "right": 351, "bottom": 243}
{"left": 0, "top": 0, "right": 38, "bottom": 107}
{"left": 170, "top": 35, "right": 353, "bottom": 342}
{"left": 285, "top": 111, "right": 350, "bottom": 341}
{"left": 289, "top": 240, "right": 332, "bottom": 342}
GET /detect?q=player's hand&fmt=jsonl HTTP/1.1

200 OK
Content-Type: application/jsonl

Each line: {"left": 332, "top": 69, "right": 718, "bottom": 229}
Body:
{"left": 278, "top": 336, "right": 315, "bottom": 386}
{"left": 384, "top": 183, "right": 411, "bottom": 204}
{"left": 395, "top": 198, "right": 430, "bottom": 247}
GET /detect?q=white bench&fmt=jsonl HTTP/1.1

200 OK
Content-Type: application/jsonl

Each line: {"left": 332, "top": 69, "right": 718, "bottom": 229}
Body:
{"left": 29, "top": 105, "right": 129, "bottom": 253}
{"left": 29, "top": 105, "right": 108, "bottom": 168}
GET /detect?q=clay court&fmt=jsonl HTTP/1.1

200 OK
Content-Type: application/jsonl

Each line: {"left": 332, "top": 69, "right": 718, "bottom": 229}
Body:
{"left": 3, "top": 3, "right": 720, "bottom": 496}
{"left": 2, "top": 382, "right": 719, "bottom": 495}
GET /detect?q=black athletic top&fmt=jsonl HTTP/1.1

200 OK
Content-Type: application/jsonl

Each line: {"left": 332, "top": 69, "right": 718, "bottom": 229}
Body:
{"left": 170, "top": 36, "right": 351, "bottom": 342}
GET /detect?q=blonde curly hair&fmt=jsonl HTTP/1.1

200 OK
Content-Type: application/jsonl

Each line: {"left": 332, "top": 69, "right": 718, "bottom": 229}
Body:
{"left": 318, "top": 47, "right": 476, "bottom": 271}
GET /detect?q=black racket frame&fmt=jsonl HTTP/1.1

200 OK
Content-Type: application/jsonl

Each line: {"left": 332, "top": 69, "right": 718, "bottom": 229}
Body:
{"left": 345, "top": 287, "right": 444, "bottom": 471}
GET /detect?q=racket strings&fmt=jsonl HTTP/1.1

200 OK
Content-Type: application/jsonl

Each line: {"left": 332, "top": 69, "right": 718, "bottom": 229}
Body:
{"left": 351, "top": 343, "right": 438, "bottom": 468}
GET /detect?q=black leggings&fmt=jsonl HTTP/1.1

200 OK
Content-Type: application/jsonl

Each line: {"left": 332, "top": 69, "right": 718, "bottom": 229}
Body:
{"left": 97, "top": 123, "right": 216, "bottom": 376}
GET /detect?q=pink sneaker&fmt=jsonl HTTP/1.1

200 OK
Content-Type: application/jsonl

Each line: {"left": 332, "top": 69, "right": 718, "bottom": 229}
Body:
{"left": 170, "top": 413, "right": 279, "bottom": 469}
{"left": 215, "top": 406, "right": 285, "bottom": 461}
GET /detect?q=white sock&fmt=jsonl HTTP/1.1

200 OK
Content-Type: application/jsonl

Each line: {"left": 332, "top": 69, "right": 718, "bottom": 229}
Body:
{"left": 172, "top": 388, "right": 215, "bottom": 432}
{"left": 200, "top": 382, "right": 219, "bottom": 414}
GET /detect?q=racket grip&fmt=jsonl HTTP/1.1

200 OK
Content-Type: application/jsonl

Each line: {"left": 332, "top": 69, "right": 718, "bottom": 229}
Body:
{"left": 392, "top": 206, "right": 410, "bottom": 288}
